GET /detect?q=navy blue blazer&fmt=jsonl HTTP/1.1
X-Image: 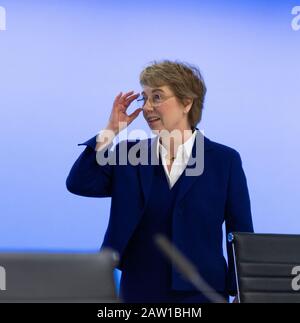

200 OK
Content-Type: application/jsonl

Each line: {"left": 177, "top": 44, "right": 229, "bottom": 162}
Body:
{"left": 66, "top": 129, "right": 254, "bottom": 296}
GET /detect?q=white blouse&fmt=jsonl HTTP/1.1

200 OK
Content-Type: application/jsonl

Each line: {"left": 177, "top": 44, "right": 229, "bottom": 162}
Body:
{"left": 156, "top": 130, "right": 197, "bottom": 189}
{"left": 96, "top": 129, "right": 198, "bottom": 189}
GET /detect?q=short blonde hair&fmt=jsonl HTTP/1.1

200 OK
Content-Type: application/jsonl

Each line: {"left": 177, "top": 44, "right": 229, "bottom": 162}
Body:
{"left": 139, "top": 60, "right": 207, "bottom": 127}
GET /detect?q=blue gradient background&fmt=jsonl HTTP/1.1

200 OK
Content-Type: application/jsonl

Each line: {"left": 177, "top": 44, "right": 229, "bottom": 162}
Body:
{"left": 1, "top": 0, "right": 300, "bottom": 294}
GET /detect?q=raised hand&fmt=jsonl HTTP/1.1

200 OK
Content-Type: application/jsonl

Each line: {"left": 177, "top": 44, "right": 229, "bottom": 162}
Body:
{"left": 106, "top": 91, "right": 142, "bottom": 135}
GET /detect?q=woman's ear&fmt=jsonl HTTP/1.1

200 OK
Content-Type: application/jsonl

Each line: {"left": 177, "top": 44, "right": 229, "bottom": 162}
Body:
{"left": 183, "top": 98, "right": 193, "bottom": 114}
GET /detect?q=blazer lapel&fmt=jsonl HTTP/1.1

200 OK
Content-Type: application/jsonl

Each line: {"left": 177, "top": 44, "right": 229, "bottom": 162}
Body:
{"left": 175, "top": 130, "right": 214, "bottom": 207}
{"left": 138, "top": 129, "right": 214, "bottom": 210}
{"left": 138, "top": 136, "right": 159, "bottom": 210}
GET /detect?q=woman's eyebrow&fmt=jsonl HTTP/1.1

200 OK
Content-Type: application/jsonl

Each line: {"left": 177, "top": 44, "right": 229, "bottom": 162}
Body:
{"left": 141, "top": 89, "right": 164, "bottom": 95}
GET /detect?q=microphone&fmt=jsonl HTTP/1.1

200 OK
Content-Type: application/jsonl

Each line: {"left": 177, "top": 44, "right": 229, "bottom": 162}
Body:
{"left": 154, "top": 234, "right": 227, "bottom": 303}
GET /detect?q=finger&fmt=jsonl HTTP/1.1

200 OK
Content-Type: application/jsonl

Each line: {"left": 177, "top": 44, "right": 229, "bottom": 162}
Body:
{"left": 127, "top": 93, "right": 140, "bottom": 99}
{"left": 116, "top": 91, "right": 139, "bottom": 112}
{"left": 128, "top": 108, "right": 143, "bottom": 121}
{"left": 113, "top": 92, "right": 123, "bottom": 103}
{"left": 125, "top": 93, "right": 140, "bottom": 104}
{"left": 121, "top": 91, "right": 134, "bottom": 100}
{"left": 118, "top": 91, "right": 131, "bottom": 105}
{"left": 125, "top": 90, "right": 134, "bottom": 96}
{"left": 120, "top": 92, "right": 140, "bottom": 110}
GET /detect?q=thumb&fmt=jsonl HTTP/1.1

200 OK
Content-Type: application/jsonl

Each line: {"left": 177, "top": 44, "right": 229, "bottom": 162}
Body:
{"left": 128, "top": 108, "right": 143, "bottom": 122}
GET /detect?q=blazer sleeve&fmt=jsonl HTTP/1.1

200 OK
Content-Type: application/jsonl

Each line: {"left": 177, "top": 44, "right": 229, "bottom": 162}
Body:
{"left": 66, "top": 135, "right": 117, "bottom": 198}
{"left": 224, "top": 150, "right": 254, "bottom": 296}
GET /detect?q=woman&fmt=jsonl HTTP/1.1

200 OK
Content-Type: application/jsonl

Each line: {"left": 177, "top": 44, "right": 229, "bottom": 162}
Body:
{"left": 66, "top": 60, "right": 254, "bottom": 303}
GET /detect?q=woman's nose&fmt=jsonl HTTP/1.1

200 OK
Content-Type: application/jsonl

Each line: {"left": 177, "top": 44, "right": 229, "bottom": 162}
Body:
{"left": 143, "top": 100, "right": 154, "bottom": 112}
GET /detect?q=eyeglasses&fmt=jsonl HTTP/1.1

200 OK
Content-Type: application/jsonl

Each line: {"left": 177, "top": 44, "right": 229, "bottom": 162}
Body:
{"left": 135, "top": 93, "right": 175, "bottom": 109}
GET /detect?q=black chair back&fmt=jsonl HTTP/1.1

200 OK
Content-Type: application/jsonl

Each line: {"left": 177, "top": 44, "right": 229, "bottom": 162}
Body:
{"left": 228, "top": 232, "right": 300, "bottom": 303}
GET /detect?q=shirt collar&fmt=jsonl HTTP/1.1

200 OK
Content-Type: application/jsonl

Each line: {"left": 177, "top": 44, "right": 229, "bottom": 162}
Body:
{"left": 155, "top": 129, "right": 197, "bottom": 161}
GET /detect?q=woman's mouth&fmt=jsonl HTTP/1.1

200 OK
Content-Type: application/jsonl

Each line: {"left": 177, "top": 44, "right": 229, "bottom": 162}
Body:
{"left": 147, "top": 117, "right": 161, "bottom": 124}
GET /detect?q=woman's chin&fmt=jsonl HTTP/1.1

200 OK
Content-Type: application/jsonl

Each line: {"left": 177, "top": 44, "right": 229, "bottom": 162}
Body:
{"left": 148, "top": 121, "right": 162, "bottom": 131}
{"left": 149, "top": 125, "right": 163, "bottom": 135}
